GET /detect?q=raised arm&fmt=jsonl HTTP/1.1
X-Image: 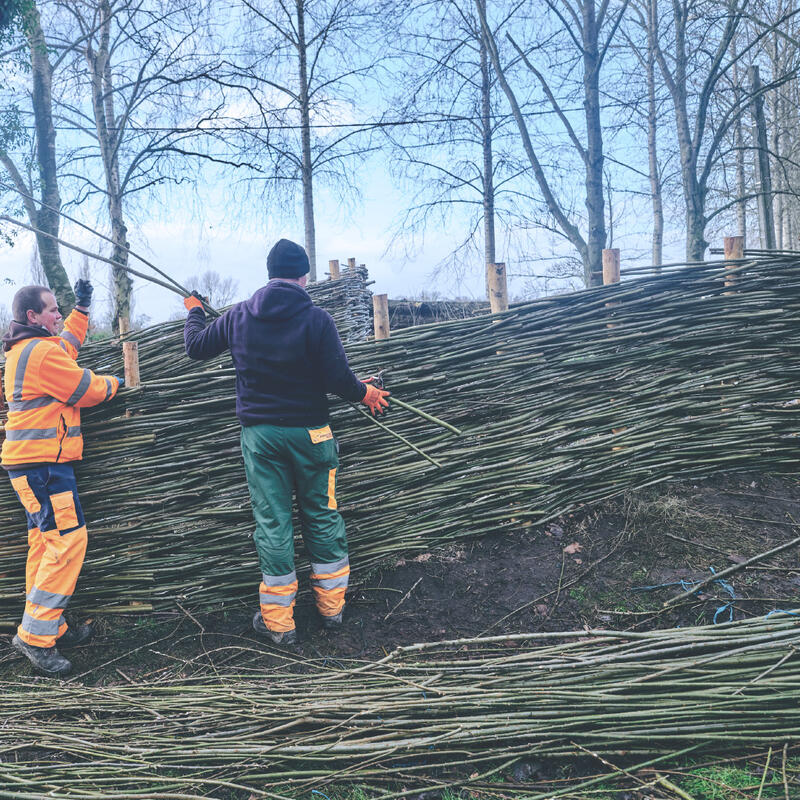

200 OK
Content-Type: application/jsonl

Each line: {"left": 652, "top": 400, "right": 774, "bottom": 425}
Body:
{"left": 183, "top": 295, "right": 231, "bottom": 360}
{"left": 38, "top": 346, "right": 120, "bottom": 408}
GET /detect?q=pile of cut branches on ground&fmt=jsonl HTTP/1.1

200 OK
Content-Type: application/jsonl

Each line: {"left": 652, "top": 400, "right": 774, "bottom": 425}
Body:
{"left": 0, "top": 614, "right": 798, "bottom": 798}
{"left": 1, "top": 256, "right": 800, "bottom": 620}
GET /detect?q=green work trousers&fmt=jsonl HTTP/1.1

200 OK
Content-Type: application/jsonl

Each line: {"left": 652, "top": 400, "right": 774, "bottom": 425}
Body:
{"left": 240, "top": 423, "right": 348, "bottom": 577}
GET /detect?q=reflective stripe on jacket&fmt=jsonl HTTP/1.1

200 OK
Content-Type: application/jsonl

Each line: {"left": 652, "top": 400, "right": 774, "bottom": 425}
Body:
{"left": 1, "top": 311, "right": 120, "bottom": 467}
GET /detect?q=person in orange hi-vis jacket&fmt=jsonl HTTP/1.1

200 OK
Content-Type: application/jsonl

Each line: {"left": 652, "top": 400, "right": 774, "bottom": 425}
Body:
{"left": 1, "top": 282, "right": 122, "bottom": 676}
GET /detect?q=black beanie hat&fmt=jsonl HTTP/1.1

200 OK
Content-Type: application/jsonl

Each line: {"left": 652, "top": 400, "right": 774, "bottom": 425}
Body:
{"left": 267, "top": 238, "right": 310, "bottom": 279}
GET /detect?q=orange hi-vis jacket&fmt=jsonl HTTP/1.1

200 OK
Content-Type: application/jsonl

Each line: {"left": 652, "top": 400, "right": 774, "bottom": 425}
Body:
{"left": 1, "top": 310, "right": 120, "bottom": 467}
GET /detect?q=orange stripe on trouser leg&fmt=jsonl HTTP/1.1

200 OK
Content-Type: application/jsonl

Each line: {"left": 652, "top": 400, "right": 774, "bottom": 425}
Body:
{"left": 259, "top": 578, "right": 298, "bottom": 633}
{"left": 18, "top": 526, "right": 87, "bottom": 648}
{"left": 311, "top": 563, "right": 350, "bottom": 617}
{"left": 25, "top": 528, "right": 46, "bottom": 595}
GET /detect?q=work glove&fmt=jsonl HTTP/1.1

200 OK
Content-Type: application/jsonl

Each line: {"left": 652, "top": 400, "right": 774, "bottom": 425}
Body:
{"left": 74, "top": 279, "right": 93, "bottom": 307}
{"left": 114, "top": 375, "right": 125, "bottom": 389}
{"left": 183, "top": 291, "right": 207, "bottom": 312}
{"left": 360, "top": 380, "right": 390, "bottom": 416}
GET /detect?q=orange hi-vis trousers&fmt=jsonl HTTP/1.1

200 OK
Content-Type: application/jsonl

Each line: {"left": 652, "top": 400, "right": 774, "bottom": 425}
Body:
{"left": 7, "top": 464, "right": 87, "bottom": 648}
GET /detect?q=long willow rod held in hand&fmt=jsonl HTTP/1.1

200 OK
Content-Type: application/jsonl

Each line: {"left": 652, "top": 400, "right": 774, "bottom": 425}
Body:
{"left": 352, "top": 403, "right": 443, "bottom": 468}
{"left": 390, "top": 396, "right": 462, "bottom": 436}
{"left": 0, "top": 178, "right": 191, "bottom": 298}
{"left": 0, "top": 214, "right": 220, "bottom": 317}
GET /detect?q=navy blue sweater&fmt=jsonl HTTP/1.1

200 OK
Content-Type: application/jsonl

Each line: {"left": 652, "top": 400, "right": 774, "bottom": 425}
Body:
{"left": 184, "top": 281, "right": 366, "bottom": 427}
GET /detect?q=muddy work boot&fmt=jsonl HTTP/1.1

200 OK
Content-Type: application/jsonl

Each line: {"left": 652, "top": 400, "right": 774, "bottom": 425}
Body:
{"left": 320, "top": 610, "right": 343, "bottom": 631}
{"left": 12, "top": 634, "right": 72, "bottom": 677}
{"left": 57, "top": 622, "right": 94, "bottom": 648}
{"left": 252, "top": 611, "right": 297, "bottom": 646}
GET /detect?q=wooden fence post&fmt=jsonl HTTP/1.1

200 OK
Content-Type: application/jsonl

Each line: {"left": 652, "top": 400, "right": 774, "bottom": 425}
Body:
{"left": 602, "top": 249, "right": 625, "bottom": 444}
{"left": 373, "top": 294, "right": 390, "bottom": 340}
{"left": 347, "top": 257, "right": 357, "bottom": 271}
{"left": 118, "top": 316, "right": 140, "bottom": 388}
{"left": 602, "top": 249, "right": 621, "bottom": 331}
{"left": 329, "top": 259, "right": 340, "bottom": 280}
{"left": 487, "top": 262, "right": 508, "bottom": 313}
{"left": 602, "top": 248, "right": 620, "bottom": 285}
{"left": 724, "top": 235, "right": 744, "bottom": 290}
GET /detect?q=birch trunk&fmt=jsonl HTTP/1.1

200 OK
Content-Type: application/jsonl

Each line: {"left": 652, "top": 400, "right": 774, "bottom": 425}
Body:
{"left": 88, "top": 0, "right": 132, "bottom": 328}
{"left": 646, "top": 0, "right": 663, "bottom": 268}
{"left": 480, "top": 32, "right": 496, "bottom": 288}
{"left": 20, "top": 1, "right": 74, "bottom": 310}
{"left": 581, "top": 2, "right": 606, "bottom": 286}
{"left": 297, "top": 0, "right": 317, "bottom": 282}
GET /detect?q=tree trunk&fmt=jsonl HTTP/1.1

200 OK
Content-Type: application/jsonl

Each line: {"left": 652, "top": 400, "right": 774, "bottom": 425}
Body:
{"left": 657, "top": 0, "right": 707, "bottom": 261}
{"left": 22, "top": 1, "right": 74, "bottom": 311}
{"left": 479, "top": 31, "right": 496, "bottom": 292}
{"left": 750, "top": 65, "right": 775, "bottom": 250}
{"left": 646, "top": 0, "right": 663, "bottom": 268}
{"left": 297, "top": 0, "right": 317, "bottom": 282}
{"left": 769, "top": 34, "right": 783, "bottom": 249}
{"left": 729, "top": 43, "right": 746, "bottom": 243}
{"left": 475, "top": 0, "right": 589, "bottom": 279}
{"left": 581, "top": 2, "right": 606, "bottom": 286}
{"left": 88, "top": 0, "right": 132, "bottom": 329}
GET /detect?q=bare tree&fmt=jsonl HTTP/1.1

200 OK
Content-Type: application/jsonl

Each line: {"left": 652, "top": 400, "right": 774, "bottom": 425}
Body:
{"left": 184, "top": 269, "right": 239, "bottom": 307}
{"left": 54, "top": 0, "right": 219, "bottom": 329}
{"left": 385, "top": 0, "right": 530, "bottom": 290}
{"left": 0, "top": 0, "right": 75, "bottom": 310}
{"left": 221, "top": 0, "right": 387, "bottom": 281}
{"left": 649, "top": 0, "right": 792, "bottom": 260}
{"left": 476, "top": 0, "right": 629, "bottom": 286}
{"left": 621, "top": 0, "right": 668, "bottom": 267}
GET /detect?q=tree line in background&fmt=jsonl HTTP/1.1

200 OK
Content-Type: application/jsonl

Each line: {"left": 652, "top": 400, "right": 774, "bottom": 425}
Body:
{"left": 1, "top": 0, "right": 799, "bottom": 324}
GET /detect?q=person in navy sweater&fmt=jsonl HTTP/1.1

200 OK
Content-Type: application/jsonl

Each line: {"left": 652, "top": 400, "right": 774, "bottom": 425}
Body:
{"left": 184, "top": 239, "right": 389, "bottom": 644}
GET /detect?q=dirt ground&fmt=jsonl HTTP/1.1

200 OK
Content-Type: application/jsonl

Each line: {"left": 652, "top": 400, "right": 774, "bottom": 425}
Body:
{"left": 1, "top": 470, "right": 798, "bottom": 684}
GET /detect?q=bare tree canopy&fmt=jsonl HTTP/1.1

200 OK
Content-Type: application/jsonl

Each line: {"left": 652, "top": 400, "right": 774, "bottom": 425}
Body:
{"left": 2, "top": 0, "right": 800, "bottom": 308}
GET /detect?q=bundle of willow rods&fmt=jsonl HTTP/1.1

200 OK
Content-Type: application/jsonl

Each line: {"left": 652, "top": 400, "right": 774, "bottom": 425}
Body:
{"left": 0, "top": 614, "right": 798, "bottom": 798}
{"left": 2, "top": 255, "right": 800, "bottom": 620}
{"left": 388, "top": 297, "right": 492, "bottom": 329}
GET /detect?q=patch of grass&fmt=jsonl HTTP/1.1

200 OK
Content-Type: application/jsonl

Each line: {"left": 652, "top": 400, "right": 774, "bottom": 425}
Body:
{"left": 568, "top": 586, "right": 587, "bottom": 604}
{"left": 679, "top": 765, "right": 783, "bottom": 799}
{"left": 622, "top": 488, "right": 744, "bottom": 543}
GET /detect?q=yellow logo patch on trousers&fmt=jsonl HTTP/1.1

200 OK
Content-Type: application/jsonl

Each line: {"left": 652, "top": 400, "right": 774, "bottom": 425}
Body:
{"left": 308, "top": 425, "right": 333, "bottom": 444}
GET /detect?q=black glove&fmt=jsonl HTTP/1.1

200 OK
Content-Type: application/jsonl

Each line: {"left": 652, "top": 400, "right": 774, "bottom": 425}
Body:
{"left": 114, "top": 375, "right": 125, "bottom": 389}
{"left": 74, "top": 279, "right": 93, "bottom": 307}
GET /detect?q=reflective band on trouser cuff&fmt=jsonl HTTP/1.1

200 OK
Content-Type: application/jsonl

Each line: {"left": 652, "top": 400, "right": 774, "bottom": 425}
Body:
{"left": 20, "top": 612, "right": 62, "bottom": 636}
{"left": 311, "top": 557, "right": 349, "bottom": 574}
{"left": 66, "top": 369, "right": 92, "bottom": 405}
{"left": 258, "top": 575, "right": 298, "bottom": 633}
{"left": 258, "top": 591, "right": 294, "bottom": 607}
{"left": 61, "top": 330, "right": 81, "bottom": 352}
{"left": 27, "top": 585, "right": 71, "bottom": 610}
{"left": 310, "top": 558, "right": 350, "bottom": 618}
{"left": 262, "top": 571, "right": 297, "bottom": 587}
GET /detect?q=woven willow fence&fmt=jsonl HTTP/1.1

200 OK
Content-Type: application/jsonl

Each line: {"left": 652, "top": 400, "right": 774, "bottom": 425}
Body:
{"left": 1, "top": 256, "right": 799, "bottom": 622}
